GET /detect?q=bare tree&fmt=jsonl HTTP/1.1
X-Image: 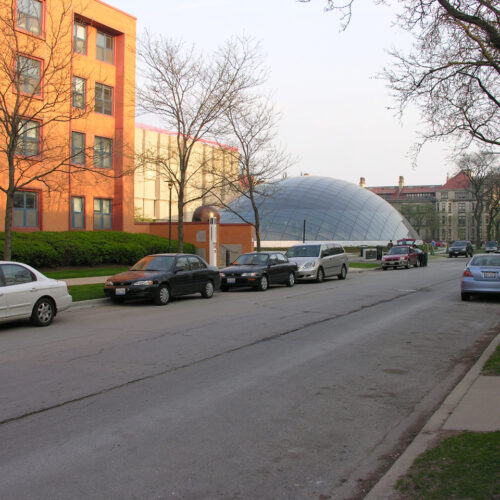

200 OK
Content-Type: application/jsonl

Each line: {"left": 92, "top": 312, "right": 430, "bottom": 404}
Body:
{"left": 213, "top": 96, "right": 294, "bottom": 251}
{"left": 0, "top": 0, "right": 124, "bottom": 259}
{"left": 137, "top": 34, "right": 265, "bottom": 251}
{"left": 300, "top": 1, "right": 499, "bottom": 152}
{"left": 457, "top": 151, "right": 498, "bottom": 246}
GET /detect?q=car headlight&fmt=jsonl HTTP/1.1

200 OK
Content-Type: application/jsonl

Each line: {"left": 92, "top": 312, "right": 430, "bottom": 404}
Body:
{"left": 300, "top": 261, "right": 315, "bottom": 270}
{"left": 132, "top": 280, "right": 154, "bottom": 286}
{"left": 105, "top": 281, "right": 113, "bottom": 286}
{"left": 219, "top": 272, "right": 226, "bottom": 277}
{"left": 241, "top": 272, "right": 259, "bottom": 277}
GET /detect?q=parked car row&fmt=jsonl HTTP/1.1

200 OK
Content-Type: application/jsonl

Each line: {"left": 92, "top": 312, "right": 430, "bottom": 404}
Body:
{"left": 4, "top": 240, "right": 499, "bottom": 328}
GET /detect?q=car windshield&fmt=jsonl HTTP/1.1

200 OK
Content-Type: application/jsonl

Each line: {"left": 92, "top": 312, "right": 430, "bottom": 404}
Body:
{"left": 285, "top": 245, "right": 321, "bottom": 258}
{"left": 131, "top": 256, "right": 175, "bottom": 271}
{"left": 233, "top": 254, "right": 269, "bottom": 266}
{"left": 486, "top": 241, "right": 498, "bottom": 247}
{"left": 470, "top": 255, "right": 500, "bottom": 267}
{"left": 388, "top": 246, "right": 408, "bottom": 255}
{"left": 452, "top": 241, "right": 467, "bottom": 247}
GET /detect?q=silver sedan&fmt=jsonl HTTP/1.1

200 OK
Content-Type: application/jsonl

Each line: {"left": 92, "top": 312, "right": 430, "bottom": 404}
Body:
{"left": 461, "top": 253, "right": 500, "bottom": 301}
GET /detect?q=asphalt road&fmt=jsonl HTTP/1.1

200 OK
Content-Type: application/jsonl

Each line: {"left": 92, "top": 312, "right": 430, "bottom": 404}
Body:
{"left": 0, "top": 258, "right": 498, "bottom": 499}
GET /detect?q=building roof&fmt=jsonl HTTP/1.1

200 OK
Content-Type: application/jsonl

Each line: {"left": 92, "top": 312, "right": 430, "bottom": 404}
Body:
{"left": 441, "top": 171, "right": 470, "bottom": 190}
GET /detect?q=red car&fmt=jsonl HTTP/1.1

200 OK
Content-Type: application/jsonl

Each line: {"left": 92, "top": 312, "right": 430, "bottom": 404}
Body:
{"left": 381, "top": 245, "right": 419, "bottom": 270}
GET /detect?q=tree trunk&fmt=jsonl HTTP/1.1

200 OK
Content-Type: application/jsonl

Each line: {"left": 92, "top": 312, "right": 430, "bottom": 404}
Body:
{"left": 3, "top": 191, "right": 14, "bottom": 260}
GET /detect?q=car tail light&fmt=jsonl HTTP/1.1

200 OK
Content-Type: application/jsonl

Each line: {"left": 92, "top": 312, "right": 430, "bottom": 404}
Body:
{"left": 65, "top": 281, "right": 70, "bottom": 292}
{"left": 463, "top": 269, "right": 473, "bottom": 277}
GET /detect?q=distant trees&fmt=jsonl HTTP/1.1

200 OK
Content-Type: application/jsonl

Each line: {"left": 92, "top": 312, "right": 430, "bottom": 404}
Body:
{"left": 456, "top": 152, "right": 499, "bottom": 246}
{"left": 137, "top": 34, "right": 264, "bottom": 251}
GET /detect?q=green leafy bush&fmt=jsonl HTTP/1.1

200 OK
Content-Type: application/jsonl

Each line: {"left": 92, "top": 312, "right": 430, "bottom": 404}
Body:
{"left": 0, "top": 231, "right": 195, "bottom": 268}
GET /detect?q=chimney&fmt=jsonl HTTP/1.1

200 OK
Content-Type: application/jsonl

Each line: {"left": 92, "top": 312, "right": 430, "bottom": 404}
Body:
{"left": 359, "top": 177, "right": 366, "bottom": 188}
{"left": 398, "top": 176, "right": 404, "bottom": 190}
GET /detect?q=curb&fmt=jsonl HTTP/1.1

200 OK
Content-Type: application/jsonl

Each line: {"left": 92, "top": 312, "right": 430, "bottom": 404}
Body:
{"left": 365, "top": 330, "right": 500, "bottom": 499}
{"left": 68, "top": 298, "right": 110, "bottom": 310}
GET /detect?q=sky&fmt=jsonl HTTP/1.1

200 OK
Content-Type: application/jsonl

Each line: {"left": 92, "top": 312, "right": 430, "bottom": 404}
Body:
{"left": 105, "top": 0, "right": 456, "bottom": 187}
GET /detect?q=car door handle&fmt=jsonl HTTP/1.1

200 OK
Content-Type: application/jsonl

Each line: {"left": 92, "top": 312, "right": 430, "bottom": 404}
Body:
{"left": 30, "top": 288, "right": 38, "bottom": 292}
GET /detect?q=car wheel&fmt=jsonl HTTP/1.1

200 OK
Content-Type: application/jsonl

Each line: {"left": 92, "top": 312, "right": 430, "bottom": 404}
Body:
{"left": 201, "top": 280, "right": 214, "bottom": 298}
{"left": 338, "top": 265, "right": 347, "bottom": 280}
{"left": 154, "top": 284, "right": 170, "bottom": 305}
{"left": 286, "top": 272, "right": 295, "bottom": 287}
{"left": 448, "top": 254, "right": 452, "bottom": 258}
{"left": 316, "top": 267, "right": 325, "bottom": 283}
{"left": 461, "top": 292, "right": 470, "bottom": 301}
{"left": 381, "top": 266, "right": 387, "bottom": 271}
{"left": 406, "top": 260, "right": 411, "bottom": 269}
{"left": 220, "top": 285, "right": 229, "bottom": 292}
{"left": 257, "top": 275, "right": 268, "bottom": 291}
{"left": 31, "top": 297, "right": 55, "bottom": 326}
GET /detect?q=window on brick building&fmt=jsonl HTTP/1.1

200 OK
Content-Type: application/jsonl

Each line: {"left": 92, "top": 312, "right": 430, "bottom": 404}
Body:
{"left": 95, "top": 83, "right": 113, "bottom": 115}
{"left": 72, "top": 76, "right": 86, "bottom": 108}
{"left": 17, "top": 0, "right": 42, "bottom": 35}
{"left": 17, "top": 56, "right": 41, "bottom": 95}
{"left": 73, "top": 22, "right": 87, "bottom": 54}
{"left": 96, "top": 31, "right": 114, "bottom": 63}
{"left": 94, "top": 136, "right": 112, "bottom": 168}
{"left": 71, "top": 196, "right": 85, "bottom": 229}
{"left": 14, "top": 191, "right": 38, "bottom": 228}
{"left": 94, "top": 198, "right": 112, "bottom": 229}
{"left": 16, "top": 120, "right": 39, "bottom": 156}
{"left": 71, "top": 132, "right": 85, "bottom": 165}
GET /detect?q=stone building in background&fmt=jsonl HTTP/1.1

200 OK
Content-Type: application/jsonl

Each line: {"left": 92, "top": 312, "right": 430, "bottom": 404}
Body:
{"left": 364, "top": 172, "right": 489, "bottom": 243}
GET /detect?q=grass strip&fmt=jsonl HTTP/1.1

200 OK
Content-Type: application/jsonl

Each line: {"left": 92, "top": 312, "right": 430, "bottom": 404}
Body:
{"left": 349, "top": 262, "right": 380, "bottom": 269}
{"left": 395, "top": 431, "right": 500, "bottom": 499}
{"left": 44, "top": 267, "right": 128, "bottom": 279}
{"left": 483, "top": 344, "right": 500, "bottom": 376}
{"left": 69, "top": 283, "right": 106, "bottom": 302}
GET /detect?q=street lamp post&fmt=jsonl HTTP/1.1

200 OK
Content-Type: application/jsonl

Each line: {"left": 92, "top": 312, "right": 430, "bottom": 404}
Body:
{"left": 168, "top": 180, "right": 173, "bottom": 252}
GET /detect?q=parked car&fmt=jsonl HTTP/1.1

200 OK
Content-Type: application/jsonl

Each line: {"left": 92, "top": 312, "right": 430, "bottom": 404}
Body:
{"left": 219, "top": 252, "right": 297, "bottom": 291}
{"left": 381, "top": 246, "right": 419, "bottom": 270}
{"left": 104, "top": 254, "right": 220, "bottom": 305}
{"left": 461, "top": 253, "right": 500, "bottom": 301}
{"left": 485, "top": 241, "right": 499, "bottom": 253}
{"left": 285, "top": 242, "right": 348, "bottom": 282}
{"left": 448, "top": 240, "right": 473, "bottom": 258}
{"left": 0, "top": 261, "right": 72, "bottom": 326}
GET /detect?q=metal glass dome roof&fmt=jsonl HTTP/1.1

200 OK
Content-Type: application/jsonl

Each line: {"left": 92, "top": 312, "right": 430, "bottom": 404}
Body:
{"left": 219, "top": 176, "right": 418, "bottom": 242}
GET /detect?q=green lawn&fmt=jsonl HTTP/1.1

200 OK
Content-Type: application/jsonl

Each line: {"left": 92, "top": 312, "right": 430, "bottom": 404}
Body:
{"left": 396, "top": 431, "right": 500, "bottom": 499}
{"left": 349, "top": 262, "right": 380, "bottom": 269}
{"left": 483, "top": 344, "right": 500, "bottom": 376}
{"left": 69, "top": 284, "right": 106, "bottom": 302}
{"left": 44, "top": 267, "right": 129, "bottom": 279}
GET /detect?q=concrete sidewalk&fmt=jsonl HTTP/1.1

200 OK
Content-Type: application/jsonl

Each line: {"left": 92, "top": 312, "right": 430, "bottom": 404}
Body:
{"left": 366, "top": 331, "right": 500, "bottom": 499}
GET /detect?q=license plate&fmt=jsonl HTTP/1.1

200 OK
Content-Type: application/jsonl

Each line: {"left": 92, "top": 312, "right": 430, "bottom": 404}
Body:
{"left": 227, "top": 278, "right": 236, "bottom": 284}
{"left": 483, "top": 272, "right": 496, "bottom": 279}
{"left": 115, "top": 288, "right": 126, "bottom": 295}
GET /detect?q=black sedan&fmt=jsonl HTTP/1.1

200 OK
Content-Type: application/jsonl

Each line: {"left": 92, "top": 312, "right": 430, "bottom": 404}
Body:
{"left": 219, "top": 252, "right": 297, "bottom": 291}
{"left": 104, "top": 253, "right": 221, "bottom": 305}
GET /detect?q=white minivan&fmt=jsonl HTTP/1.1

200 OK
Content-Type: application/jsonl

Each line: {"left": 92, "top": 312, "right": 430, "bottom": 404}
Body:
{"left": 285, "top": 242, "right": 349, "bottom": 282}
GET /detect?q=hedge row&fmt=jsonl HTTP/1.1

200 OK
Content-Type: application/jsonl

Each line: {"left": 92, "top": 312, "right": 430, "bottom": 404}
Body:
{"left": 0, "top": 231, "right": 195, "bottom": 268}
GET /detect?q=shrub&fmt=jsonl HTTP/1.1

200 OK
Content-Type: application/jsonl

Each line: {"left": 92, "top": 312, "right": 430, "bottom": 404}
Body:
{"left": 0, "top": 231, "right": 196, "bottom": 268}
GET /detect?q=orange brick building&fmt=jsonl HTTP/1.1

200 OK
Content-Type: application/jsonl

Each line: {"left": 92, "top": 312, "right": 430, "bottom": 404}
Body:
{"left": 0, "top": 0, "right": 136, "bottom": 233}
